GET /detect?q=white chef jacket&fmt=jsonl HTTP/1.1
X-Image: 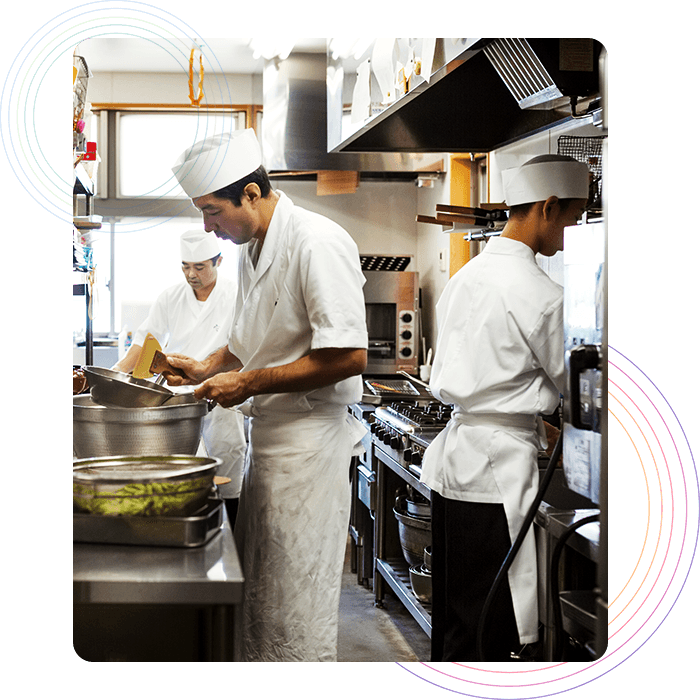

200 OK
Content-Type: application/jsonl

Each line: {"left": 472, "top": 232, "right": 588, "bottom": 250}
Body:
{"left": 421, "top": 236, "right": 565, "bottom": 644}
{"left": 133, "top": 276, "right": 235, "bottom": 357}
{"left": 134, "top": 276, "right": 246, "bottom": 498}
{"left": 229, "top": 191, "right": 368, "bottom": 415}
{"left": 229, "top": 191, "right": 368, "bottom": 661}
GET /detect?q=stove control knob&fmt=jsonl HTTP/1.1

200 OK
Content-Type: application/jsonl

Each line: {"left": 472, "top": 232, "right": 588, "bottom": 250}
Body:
{"left": 403, "top": 448, "right": 413, "bottom": 463}
{"left": 383, "top": 430, "right": 392, "bottom": 445}
{"left": 411, "top": 450, "right": 423, "bottom": 466}
{"left": 390, "top": 435, "right": 402, "bottom": 449}
{"left": 401, "top": 330, "right": 412, "bottom": 340}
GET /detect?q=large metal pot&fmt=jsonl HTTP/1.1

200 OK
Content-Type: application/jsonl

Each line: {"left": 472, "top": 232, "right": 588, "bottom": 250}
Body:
{"left": 73, "top": 454, "right": 220, "bottom": 517}
{"left": 393, "top": 496, "right": 431, "bottom": 567}
{"left": 73, "top": 394, "right": 208, "bottom": 458}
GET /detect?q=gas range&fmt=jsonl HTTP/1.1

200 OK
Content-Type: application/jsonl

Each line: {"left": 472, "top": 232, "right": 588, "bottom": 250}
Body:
{"left": 371, "top": 401, "right": 452, "bottom": 476}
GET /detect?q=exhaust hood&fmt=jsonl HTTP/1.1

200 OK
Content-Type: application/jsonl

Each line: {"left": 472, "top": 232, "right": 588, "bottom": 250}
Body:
{"left": 329, "top": 38, "right": 604, "bottom": 154}
{"left": 261, "top": 52, "right": 445, "bottom": 176}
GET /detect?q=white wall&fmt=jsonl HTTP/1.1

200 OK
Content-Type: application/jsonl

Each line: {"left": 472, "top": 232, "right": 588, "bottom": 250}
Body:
{"left": 87, "top": 71, "right": 262, "bottom": 105}
{"left": 271, "top": 179, "right": 419, "bottom": 260}
{"left": 415, "top": 175, "right": 451, "bottom": 357}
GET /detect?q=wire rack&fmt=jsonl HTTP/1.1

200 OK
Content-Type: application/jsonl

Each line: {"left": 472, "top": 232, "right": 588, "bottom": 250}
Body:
{"left": 557, "top": 135, "right": 605, "bottom": 210}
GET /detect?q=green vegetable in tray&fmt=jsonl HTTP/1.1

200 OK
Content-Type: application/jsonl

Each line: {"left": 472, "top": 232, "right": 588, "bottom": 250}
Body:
{"left": 73, "top": 476, "right": 212, "bottom": 516}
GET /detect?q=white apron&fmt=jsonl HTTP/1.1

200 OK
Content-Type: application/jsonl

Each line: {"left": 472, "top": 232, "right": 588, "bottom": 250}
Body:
{"left": 424, "top": 410, "right": 546, "bottom": 644}
{"left": 234, "top": 407, "right": 364, "bottom": 661}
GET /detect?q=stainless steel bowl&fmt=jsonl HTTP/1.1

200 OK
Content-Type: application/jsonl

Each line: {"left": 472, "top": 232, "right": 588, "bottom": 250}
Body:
{"left": 409, "top": 565, "right": 432, "bottom": 605}
{"left": 73, "top": 454, "right": 220, "bottom": 517}
{"left": 84, "top": 366, "right": 176, "bottom": 408}
{"left": 73, "top": 394, "right": 208, "bottom": 458}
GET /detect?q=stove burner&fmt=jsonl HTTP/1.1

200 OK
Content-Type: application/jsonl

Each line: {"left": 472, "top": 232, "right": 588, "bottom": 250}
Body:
{"left": 372, "top": 401, "right": 452, "bottom": 475}
{"left": 385, "top": 400, "right": 452, "bottom": 427}
{"left": 374, "top": 400, "right": 452, "bottom": 436}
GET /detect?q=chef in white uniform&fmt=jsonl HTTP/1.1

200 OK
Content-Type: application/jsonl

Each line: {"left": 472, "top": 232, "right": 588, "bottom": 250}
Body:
{"left": 164, "top": 129, "right": 368, "bottom": 662}
{"left": 113, "top": 230, "right": 246, "bottom": 524}
{"left": 420, "top": 154, "right": 589, "bottom": 661}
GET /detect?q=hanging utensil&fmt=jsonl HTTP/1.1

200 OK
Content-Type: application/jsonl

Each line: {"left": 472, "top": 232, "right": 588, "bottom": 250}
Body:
{"left": 398, "top": 370, "right": 431, "bottom": 391}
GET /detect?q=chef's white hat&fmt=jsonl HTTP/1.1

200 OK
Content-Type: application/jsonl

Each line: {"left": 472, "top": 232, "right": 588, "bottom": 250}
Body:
{"left": 180, "top": 230, "right": 220, "bottom": 262}
{"left": 502, "top": 154, "right": 589, "bottom": 207}
{"left": 172, "top": 129, "right": 262, "bottom": 199}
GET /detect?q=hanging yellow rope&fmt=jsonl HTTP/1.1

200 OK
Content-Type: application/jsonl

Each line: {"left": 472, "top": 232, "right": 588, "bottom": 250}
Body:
{"left": 188, "top": 47, "right": 204, "bottom": 106}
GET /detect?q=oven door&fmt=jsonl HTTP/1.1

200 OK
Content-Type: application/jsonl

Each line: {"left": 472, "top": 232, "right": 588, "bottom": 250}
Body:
{"left": 357, "top": 463, "right": 376, "bottom": 511}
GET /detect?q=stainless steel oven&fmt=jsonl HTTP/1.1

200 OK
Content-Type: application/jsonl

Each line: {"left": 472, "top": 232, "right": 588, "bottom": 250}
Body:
{"left": 362, "top": 265, "right": 420, "bottom": 376}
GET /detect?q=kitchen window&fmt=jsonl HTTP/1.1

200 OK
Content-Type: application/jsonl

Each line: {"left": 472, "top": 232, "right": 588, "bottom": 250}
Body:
{"left": 116, "top": 110, "right": 247, "bottom": 198}
{"left": 76, "top": 107, "right": 251, "bottom": 351}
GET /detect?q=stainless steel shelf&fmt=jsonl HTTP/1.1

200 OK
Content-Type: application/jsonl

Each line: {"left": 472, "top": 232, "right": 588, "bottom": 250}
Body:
{"left": 376, "top": 558, "right": 431, "bottom": 637}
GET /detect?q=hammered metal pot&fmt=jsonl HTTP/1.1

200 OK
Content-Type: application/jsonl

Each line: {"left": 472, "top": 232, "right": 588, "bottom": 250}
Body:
{"left": 73, "top": 394, "right": 208, "bottom": 458}
{"left": 73, "top": 454, "right": 220, "bottom": 517}
{"left": 393, "top": 497, "right": 432, "bottom": 568}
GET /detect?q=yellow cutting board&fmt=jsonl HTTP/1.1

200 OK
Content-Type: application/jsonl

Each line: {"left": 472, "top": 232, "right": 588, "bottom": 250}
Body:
{"left": 132, "top": 333, "right": 162, "bottom": 379}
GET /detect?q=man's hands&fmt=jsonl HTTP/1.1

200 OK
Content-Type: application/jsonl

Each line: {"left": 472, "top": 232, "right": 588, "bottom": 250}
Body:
{"left": 161, "top": 353, "right": 210, "bottom": 386}
{"left": 159, "top": 346, "right": 242, "bottom": 387}
{"left": 194, "top": 370, "right": 250, "bottom": 408}
{"left": 162, "top": 346, "right": 366, "bottom": 409}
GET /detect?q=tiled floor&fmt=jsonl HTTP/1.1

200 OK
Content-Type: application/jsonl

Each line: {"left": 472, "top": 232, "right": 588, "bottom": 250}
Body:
{"left": 337, "top": 537, "right": 431, "bottom": 662}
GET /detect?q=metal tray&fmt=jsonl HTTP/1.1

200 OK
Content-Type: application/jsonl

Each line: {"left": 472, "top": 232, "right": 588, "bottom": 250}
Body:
{"left": 73, "top": 497, "right": 224, "bottom": 548}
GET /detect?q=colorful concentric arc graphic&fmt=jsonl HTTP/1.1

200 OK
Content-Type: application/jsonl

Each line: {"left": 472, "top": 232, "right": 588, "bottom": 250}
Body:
{"left": 397, "top": 345, "right": 699, "bottom": 697}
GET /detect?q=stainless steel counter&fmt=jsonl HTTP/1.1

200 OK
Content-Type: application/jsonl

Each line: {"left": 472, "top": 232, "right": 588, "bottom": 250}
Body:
{"left": 73, "top": 510, "right": 244, "bottom": 661}
{"left": 535, "top": 505, "right": 600, "bottom": 563}
{"left": 535, "top": 504, "right": 600, "bottom": 661}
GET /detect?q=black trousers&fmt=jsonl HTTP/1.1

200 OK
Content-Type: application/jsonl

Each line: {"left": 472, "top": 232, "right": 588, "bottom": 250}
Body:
{"left": 430, "top": 493, "right": 520, "bottom": 662}
{"left": 224, "top": 497, "right": 239, "bottom": 530}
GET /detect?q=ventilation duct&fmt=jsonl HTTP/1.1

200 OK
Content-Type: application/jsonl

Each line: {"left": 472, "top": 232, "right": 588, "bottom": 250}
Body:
{"left": 483, "top": 38, "right": 564, "bottom": 109}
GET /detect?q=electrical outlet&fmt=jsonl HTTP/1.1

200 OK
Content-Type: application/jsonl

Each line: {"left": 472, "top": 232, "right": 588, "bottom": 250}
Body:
{"left": 439, "top": 248, "right": 448, "bottom": 272}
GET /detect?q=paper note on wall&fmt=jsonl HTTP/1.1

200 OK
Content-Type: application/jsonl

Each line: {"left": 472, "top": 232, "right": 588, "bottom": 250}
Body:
{"left": 351, "top": 59, "right": 372, "bottom": 123}
{"left": 372, "top": 39, "right": 399, "bottom": 105}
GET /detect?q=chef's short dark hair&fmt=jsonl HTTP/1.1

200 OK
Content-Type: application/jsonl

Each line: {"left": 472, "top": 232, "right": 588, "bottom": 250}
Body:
{"left": 213, "top": 166, "right": 272, "bottom": 206}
